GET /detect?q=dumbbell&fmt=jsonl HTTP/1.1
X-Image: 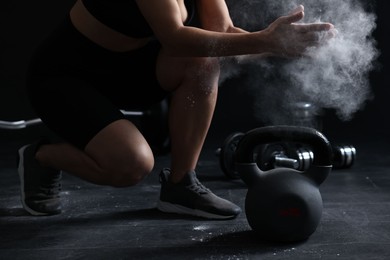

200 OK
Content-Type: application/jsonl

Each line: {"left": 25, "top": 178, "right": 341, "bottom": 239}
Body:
{"left": 256, "top": 142, "right": 356, "bottom": 171}
{"left": 216, "top": 131, "right": 356, "bottom": 179}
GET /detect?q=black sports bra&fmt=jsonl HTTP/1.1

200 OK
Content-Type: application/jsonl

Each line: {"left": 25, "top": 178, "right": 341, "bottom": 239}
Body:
{"left": 81, "top": 0, "right": 196, "bottom": 38}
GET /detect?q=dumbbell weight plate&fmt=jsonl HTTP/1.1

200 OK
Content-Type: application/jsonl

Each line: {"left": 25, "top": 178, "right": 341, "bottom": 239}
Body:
{"left": 332, "top": 144, "right": 356, "bottom": 169}
{"left": 292, "top": 146, "right": 314, "bottom": 171}
{"left": 219, "top": 132, "right": 244, "bottom": 179}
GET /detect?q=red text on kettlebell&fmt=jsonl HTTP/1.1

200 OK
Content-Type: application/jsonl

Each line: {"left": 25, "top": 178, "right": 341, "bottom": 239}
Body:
{"left": 279, "top": 207, "right": 302, "bottom": 217}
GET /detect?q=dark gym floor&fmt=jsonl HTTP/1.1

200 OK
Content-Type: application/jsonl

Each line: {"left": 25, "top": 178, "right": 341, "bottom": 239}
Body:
{"left": 0, "top": 125, "right": 390, "bottom": 260}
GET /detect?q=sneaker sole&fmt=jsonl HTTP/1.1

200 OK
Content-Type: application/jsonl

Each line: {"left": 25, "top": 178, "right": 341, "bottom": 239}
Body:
{"left": 18, "top": 145, "right": 49, "bottom": 216}
{"left": 157, "top": 200, "right": 237, "bottom": 220}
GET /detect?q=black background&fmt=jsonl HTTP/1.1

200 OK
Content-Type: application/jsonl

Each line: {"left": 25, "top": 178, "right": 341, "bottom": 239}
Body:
{"left": 0, "top": 0, "right": 388, "bottom": 143}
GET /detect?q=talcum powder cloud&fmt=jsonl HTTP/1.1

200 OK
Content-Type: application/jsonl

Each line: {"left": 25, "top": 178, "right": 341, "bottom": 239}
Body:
{"left": 221, "top": 0, "right": 380, "bottom": 125}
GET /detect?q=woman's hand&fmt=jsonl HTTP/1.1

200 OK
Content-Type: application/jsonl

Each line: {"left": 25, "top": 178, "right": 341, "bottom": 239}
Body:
{"left": 264, "top": 5, "right": 336, "bottom": 58}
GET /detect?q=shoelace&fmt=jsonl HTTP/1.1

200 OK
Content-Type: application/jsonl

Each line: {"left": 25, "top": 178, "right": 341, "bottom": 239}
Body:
{"left": 39, "top": 182, "right": 62, "bottom": 196}
{"left": 187, "top": 179, "right": 211, "bottom": 194}
{"left": 40, "top": 174, "right": 62, "bottom": 196}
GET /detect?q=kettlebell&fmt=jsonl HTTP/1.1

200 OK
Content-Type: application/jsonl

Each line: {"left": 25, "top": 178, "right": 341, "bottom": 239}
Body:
{"left": 235, "top": 125, "right": 333, "bottom": 242}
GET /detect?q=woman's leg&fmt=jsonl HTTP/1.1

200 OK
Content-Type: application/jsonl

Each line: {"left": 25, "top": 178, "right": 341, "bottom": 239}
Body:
{"left": 19, "top": 117, "right": 154, "bottom": 216}
{"left": 36, "top": 119, "right": 154, "bottom": 187}
{"left": 155, "top": 51, "right": 241, "bottom": 219}
{"left": 156, "top": 52, "right": 220, "bottom": 183}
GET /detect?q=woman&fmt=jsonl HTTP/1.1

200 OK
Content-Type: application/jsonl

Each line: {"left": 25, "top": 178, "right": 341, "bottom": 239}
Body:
{"left": 18, "top": 0, "right": 335, "bottom": 219}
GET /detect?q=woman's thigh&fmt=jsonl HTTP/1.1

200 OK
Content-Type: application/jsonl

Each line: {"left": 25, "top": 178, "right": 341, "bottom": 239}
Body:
{"left": 27, "top": 76, "right": 127, "bottom": 150}
{"left": 28, "top": 76, "right": 154, "bottom": 178}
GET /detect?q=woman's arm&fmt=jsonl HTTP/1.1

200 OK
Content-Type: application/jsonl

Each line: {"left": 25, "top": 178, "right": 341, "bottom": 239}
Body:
{"left": 136, "top": 0, "right": 334, "bottom": 58}
{"left": 136, "top": 0, "right": 259, "bottom": 56}
{"left": 195, "top": 0, "right": 247, "bottom": 33}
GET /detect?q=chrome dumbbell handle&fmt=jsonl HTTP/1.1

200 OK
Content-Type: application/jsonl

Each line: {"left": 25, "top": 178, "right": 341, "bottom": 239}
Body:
{"left": 273, "top": 155, "right": 299, "bottom": 170}
{"left": 0, "top": 110, "right": 143, "bottom": 130}
{"left": 0, "top": 118, "right": 43, "bottom": 129}
{"left": 272, "top": 147, "right": 313, "bottom": 171}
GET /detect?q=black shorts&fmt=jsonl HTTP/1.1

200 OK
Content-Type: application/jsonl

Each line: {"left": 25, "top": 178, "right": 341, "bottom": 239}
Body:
{"left": 26, "top": 15, "right": 169, "bottom": 150}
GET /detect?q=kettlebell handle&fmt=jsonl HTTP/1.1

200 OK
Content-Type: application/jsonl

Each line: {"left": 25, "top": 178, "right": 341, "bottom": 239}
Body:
{"left": 235, "top": 125, "right": 333, "bottom": 185}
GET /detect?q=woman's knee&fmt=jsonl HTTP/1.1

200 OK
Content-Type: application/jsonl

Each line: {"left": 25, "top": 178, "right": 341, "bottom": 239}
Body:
{"left": 158, "top": 54, "right": 220, "bottom": 93}
{"left": 103, "top": 144, "right": 155, "bottom": 187}
{"left": 85, "top": 120, "right": 155, "bottom": 187}
{"left": 186, "top": 57, "right": 220, "bottom": 87}
{"left": 177, "top": 57, "right": 220, "bottom": 102}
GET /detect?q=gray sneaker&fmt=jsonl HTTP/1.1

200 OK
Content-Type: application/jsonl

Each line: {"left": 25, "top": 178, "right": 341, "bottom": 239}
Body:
{"left": 17, "top": 141, "right": 62, "bottom": 216}
{"left": 157, "top": 168, "right": 241, "bottom": 219}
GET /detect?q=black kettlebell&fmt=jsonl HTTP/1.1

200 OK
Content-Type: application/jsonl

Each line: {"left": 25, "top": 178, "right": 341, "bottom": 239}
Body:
{"left": 235, "top": 125, "right": 333, "bottom": 242}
